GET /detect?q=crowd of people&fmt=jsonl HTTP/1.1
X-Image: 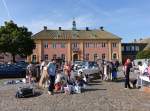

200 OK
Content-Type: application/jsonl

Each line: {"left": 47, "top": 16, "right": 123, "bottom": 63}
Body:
{"left": 98, "top": 59, "right": 119, "bottom": 81}
{"left": 25, "top": 58, "right": 150, "bottom": 95}
{"left": 26, "top": 59, "right": 87, "bottom": 95}
{"left": 123, "top": 58, "right": 150, "bottom": 89}
{"left": 135, "top": 60, "right": 150, "bottom": 87}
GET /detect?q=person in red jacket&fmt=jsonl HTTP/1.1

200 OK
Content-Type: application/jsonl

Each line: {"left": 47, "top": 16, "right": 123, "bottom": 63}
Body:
{"left": 124, "top": 59, "right": 132, "bottom": 89}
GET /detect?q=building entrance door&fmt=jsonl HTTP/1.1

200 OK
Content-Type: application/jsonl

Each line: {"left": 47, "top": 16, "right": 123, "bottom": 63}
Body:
{"left": 73, "top": 53, "right": 78, "bottom": 61}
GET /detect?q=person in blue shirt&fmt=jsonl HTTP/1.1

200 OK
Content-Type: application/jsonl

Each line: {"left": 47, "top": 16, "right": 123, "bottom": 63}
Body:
{"left": 47, "top": 59, "right": 57, "bottom": 95}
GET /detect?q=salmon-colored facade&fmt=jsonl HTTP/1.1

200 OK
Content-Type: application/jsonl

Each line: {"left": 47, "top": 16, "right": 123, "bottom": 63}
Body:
{"left": 28, "top": 21, "right": 122, "bottom": 63}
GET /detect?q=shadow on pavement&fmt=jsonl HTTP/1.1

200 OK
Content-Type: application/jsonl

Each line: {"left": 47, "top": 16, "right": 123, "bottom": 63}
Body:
{"left": 113, "top": 79, "right": 125, "bottom": 83}
{"left": 83, "top": 88, "right": 107, "bottom": 92}
{"left": 90, "top": 80, "right": 102, "bottom": 83}
{"left": 88, "top": 83, "right": 102, "bottom": 86}
{"left": 110, "top": 77, "right": 125, "bottom": 83}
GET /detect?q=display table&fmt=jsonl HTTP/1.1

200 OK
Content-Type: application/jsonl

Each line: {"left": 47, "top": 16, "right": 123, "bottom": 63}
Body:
{"left": 139, "top": 75, "right": 150, "bottom": 87}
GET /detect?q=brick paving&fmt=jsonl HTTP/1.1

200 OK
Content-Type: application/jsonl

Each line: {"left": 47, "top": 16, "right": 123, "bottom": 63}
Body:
{"left": 0, "top": 72, "right": 150, "bottom": 111}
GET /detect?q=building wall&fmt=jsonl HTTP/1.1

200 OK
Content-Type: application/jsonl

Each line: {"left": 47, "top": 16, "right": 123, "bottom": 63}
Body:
{"left": 28, "top": 39, "right": 121, "bottom": 63}
{"left": 83, "top": 41, "right": 109, "bottom": 61}
{"left": 43, "top": 40, "right": 68, "bottom": 59}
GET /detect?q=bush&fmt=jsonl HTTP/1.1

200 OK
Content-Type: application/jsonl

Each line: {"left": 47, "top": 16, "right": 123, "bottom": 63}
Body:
{"left": 136, "top": 49, "right": 150, "bottom": 59}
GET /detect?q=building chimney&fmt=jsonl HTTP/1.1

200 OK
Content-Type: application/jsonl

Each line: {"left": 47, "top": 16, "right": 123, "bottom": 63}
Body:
{"left": 59, "top": 27, "right": 62, "bottom": 31}
{"left": 100, "top": 26, "right": 104, "bottom": 31}
{"left": 43, "top": 26, "right": 47, "bottom": 31}
{"left": 139, "top": 38, "right": 143, "bottom": 41}
{"left": 86, "top": 27, "right": 89, "bottom": 31}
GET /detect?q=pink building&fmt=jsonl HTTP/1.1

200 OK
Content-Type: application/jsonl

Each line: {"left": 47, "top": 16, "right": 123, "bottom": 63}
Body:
{"left": 28, "top": 21, "right": 122, "bottom": 63}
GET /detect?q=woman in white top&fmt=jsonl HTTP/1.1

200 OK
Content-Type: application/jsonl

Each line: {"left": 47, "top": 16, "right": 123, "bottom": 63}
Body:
{"left": 39, "top": 62, "right": 49, "bottom": 88}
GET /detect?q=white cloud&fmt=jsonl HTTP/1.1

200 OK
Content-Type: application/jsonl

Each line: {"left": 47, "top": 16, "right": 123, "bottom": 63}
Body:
{"left": 2, "top": 0, "right": 11, "bottom": 19}
{"left": 20, "top": 14, "right": 102, "bottom": 33}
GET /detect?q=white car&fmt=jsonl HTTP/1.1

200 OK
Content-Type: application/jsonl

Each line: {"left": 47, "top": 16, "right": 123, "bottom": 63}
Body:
{"left": 73, "top": 60, "right": 83, "bottom": 71}
{"left": 78, "top": 61, "right": 100, "bottom": 79}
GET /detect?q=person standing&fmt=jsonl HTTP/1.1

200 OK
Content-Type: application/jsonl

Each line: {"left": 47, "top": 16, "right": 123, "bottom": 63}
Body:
{"left": 47, "top": 59, "right": 57, "bottom": 95}
{"left": 103, "top": 61, "right": 108, "bottom": 80}
{"left": 39, "top": 61, "right": 49, "bottom": 88}
{"left": 63, "top": 61, "right": 71, "bottom": 81}
{"left": 111, "top": 61, "right": 117, "bottom": 81}
{"left": 107, "top": 61, "right": 112, "bottom": 80}
{"left": 40, "top": 60, "right": 45, "bottom": 76}
{"left": 124, "top": 59, "right": 132, "bottom": 89}
{"left": 26, "top": 62, "right": 34, "bottom": 84}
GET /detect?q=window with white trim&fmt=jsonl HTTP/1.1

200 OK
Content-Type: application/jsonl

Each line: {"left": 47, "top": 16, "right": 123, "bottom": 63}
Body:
{"left": 131, "top": 46, "right": 135, "bottom": 51}
{"left": 44, "top": 41, "right": 48, "bottom": 48}
{"left": 85, "top": 42, "right": 89, "bottom": 48}
{"left": 102, "top": 42, "right": 106, "bottom": 47}
{"left": 135, "top": 46, "right": 139, "bottom": 51}
{"left": 72, "top": 42, "right": 78, "bottom": 48}
{"left": 52, "top": 43, "right": 56, "bottom": 48}
{"left": 112, "top": 43, "right": 117, "bottom": 48}
{"left": 126, "top": 46, "right": 130, "bottom": 51}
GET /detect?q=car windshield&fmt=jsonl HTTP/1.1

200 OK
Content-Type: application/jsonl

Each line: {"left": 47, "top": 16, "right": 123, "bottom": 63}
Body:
{"left": 89, "top": 62, "right": 98, "bottom": 67}
{"left": 82, "top": 61, "right": 88, "bottom": 66}
{"left": 74, "top": 61, "right": 82, "bottom": 65}
{"left": 82, "top": 61, "right": 98, "bottom": 68}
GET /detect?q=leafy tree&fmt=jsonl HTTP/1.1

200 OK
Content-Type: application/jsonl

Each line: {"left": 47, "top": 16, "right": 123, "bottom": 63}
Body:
{"left": 136, "top": 48, "right": 150, "bottom": 59}
{"left": 0, "top": 21, "right": 35, "bottom": 62}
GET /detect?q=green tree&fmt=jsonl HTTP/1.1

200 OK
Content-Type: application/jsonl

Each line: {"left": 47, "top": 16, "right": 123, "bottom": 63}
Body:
{"left": 136, "top": 49, "right": 150, "bottom": 59}
{"left": 0, "top": 21, "right": 35, "bottom": 62}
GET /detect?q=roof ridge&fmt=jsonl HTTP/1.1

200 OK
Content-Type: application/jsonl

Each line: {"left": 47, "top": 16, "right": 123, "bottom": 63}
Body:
{"left": 32, "top": 29, "right": 122, "bottom": 40}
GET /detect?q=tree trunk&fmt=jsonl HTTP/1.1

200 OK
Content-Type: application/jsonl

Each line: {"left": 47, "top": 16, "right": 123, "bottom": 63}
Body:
{"left": 12, "top": 54, "right": 16, "bottom": 63}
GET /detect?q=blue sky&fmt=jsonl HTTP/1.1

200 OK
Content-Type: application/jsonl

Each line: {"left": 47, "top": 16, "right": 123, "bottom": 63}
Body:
{"left": 0, "top": 0, "right": 150, "bottom": 42}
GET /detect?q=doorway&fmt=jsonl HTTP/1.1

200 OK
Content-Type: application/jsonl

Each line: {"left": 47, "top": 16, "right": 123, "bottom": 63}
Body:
{"left": 73, "top": 53, "right": 78, "bottom": 61}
